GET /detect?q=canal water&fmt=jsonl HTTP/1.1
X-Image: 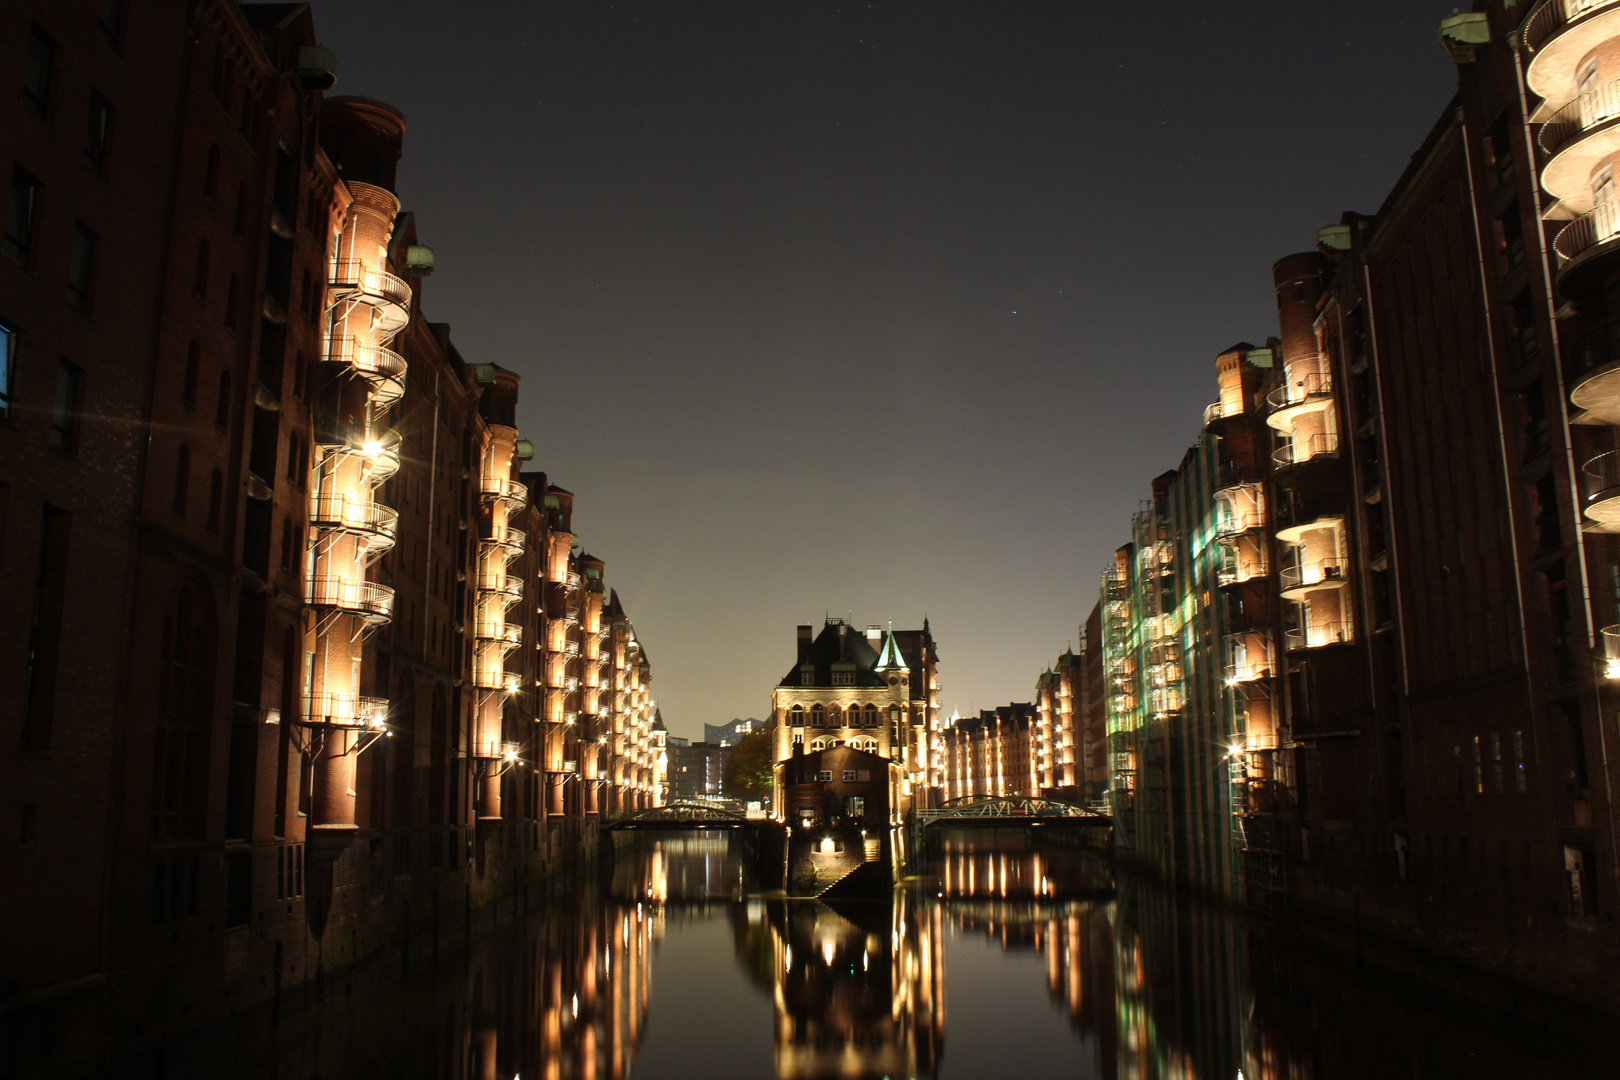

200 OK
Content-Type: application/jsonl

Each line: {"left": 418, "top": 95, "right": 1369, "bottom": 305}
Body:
{"left": 169, "top": 830, "right": 1608, "bottom": 1078}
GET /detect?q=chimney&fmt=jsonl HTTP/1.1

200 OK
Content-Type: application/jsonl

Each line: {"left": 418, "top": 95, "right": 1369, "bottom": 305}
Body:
{"left": 797, "top": 625, "right": 812, "bottom": 661}
{"left": 866, "top": 625, "right": 882, "bottom": 645}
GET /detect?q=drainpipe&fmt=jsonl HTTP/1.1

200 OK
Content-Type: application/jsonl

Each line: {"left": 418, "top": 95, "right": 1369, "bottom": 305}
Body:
{"left": 422, "top": 366, "right": 441, "bottom": 659}
{"left": 1359, "top": 264, "right": 1413, "bottom": 698}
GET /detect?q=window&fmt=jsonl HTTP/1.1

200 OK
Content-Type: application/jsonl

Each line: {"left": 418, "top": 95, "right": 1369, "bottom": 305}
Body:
{"left": 86, "top": 92, "right": 113, "bottom": 173}
{"left": 1471, "top": 735, "right": 1484, "bottom": 794}
{"left": 280, "top": 518, "right": 293, "bottom": 569}
{"left": 1491, "top": 732, "right": 1504, "bottom": 794}
{"left": 0, "top": 320, "right": 15, "bottom": 418}
{"left": 183, "top": 341, "right": 199, "bottom": 405}
{"left": 193, "top": 239, "right": 210, "bottom": 297}
{"left": 790, "top": 705, "right": 804, "bottom": 727}
{"left": 6, "top": 167, "right": 39, "bottom": 265}
{"left": 49, "top": 360, "right": 79, "bottom": 450}
{"left": 1513, "top": 727, "right": 1527, "bottom": 793}
{"left": 23, "top": 26, "right": 55, "bottom": 120}
{"left": 99, "top": 0, "right": 124, "bottom": 46}
{"left": 224, "top": 274, "right": 239, "bottom": 327}
{"left": 65, "top": 224, "right": 97, "bottom": 311}
{"left": 841, "top": 770, "right": 856, "bottom": 782}
{"left": 21, "top": 505, "right": 71, "bottom": 751}
{"left": 811, "top": 704, "right": 824, "bottom": 728}
{"left": 832, "top": 671, "right": 855, "bottom": 686}
{"left": 1453, "top": 741, "right": 1464, "bottom": 794}
{"left": 215, "top": 370, "right": 231, "bottom": 430}
{"left": 865, "top": 704, "right": 879, "bottom": 727}
{"left": 827, "top": 704, "right": 841, "bottom": 726}
{"left": 800, "top": 670, "right": 813, "bottom": 686}
{"left": 204, "top": 144, "right": 220, "bottom": 201}
{"left": 847, "top": 796, "right": 865, "bottom": 817}
{"left": 817, "top": 770, "right": 832, "bottom": 782}
{"left": 234, "top": 183, "right": 249, "bottom": 235}
{"left": 207, "top": 469, "right": 222, "bottom": 530}
{"left": 172, "top": 446, "right": 189, "bottom": 514}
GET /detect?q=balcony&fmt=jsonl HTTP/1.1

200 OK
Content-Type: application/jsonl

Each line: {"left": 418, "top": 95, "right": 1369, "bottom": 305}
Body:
{"left": 304, "top": 693, "right": 389, "bottom": 728}
{"left": 564, "top": 639, "right": 582, "bottom": 657}
{"left": 1581, "top": 448, "right": 1620, "bottom": 531}
{"left": 1272, "top": 431, "right": 1339, "bottom": 470}
{"left": 328, "top": 337, "right": 406, "bottom": 406}
{"left": 475, "top": 620, "right": 523, "bottom": 647}
{"left": 1526, "top": 1, "right": 1620, "bottom": 107}
{"left": 484, "top": 524, "right": 525, "bottom": 560}
{"left": 309, "top": 492, "right": 398, "bottom": 551}
{"left": 328, "top": 259, "right": 411, "bottom": 336}
{"left": 1279, "top": 557, "right": 1348, "bottom": 600}
{"left": 1568, "top": 320, "right": 1620, "bottom": 425}
{"left": 1265, "top": 370, "right": 1333, "bottom": 432}
{"left": 1283, "top": 621, "right": 1350, "bottom": 652}
{"left": 309, "top": 576, "right": 394, "bottom": 623}
{"left": 1553, "top": 211, "right": 1620, "bottom": 301}
{"left": 323, "top": 428, "right": 402, "bottom": 484}
{"left": 476, "top": 573, "right": 523, "bottom": 605}
{"left": 480, "top": 476, "right": 529, "bottom": 510}
{"left": 1213, "top": 484, "right": 1265, "bottom": 537}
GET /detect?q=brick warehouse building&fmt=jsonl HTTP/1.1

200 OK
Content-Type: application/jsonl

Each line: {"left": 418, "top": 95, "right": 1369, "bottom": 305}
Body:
{"left": 0, "top": 1, "right": 659, "bottom": 1068}
{"left": 1091, "top": 0, "right": 1620, "bottom": 1016}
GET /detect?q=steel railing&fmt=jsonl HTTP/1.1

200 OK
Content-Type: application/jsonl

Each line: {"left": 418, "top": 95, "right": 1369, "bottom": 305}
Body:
{"left": 1554, "top": 206, "right": 1620, "bottom": 268}
{"left": 1526, "top": 0, "right": 1620, "bottom": 51}
{"left": 309, "top": 576, "right": 394, "bottom": 619}
{"left": 328, "top": 259, "right": 411, "bottom": 328}
{"left": 1272, "top": 431, "right": 1339, "bottom": 469}
{"left": 309, "top": 492, "right": 398, "bottom": 542}
{"left": 1538, "top": 77, "right": 1620, "bottom": 159}
{"left": 475, "top": 621, "right": 523, "bottom": 646}
{"left": 1265, "top": 369, "right": 1332, "bottom": 411}
{"left": 479, "top": 476, "right": 529, "bottom": 508}
{"left": 1279, "top": 557, "right": 1348, "bottom": 593}
{"left": 327, "top": 337, "right": 407, "bottom": 404}
{"left": 303, "top": 693, "right": 389, "bottom": 727}
{"left": 1283, "top": 620, "right": 1350, "bottom": 651}
{"left": 1582, "top": 448, "right": 1620, "bottom": 498}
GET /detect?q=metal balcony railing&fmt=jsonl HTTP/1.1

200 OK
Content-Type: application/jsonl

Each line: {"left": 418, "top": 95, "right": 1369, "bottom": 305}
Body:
{"left": 327, "top": 337, "right": 407, "bottom": 406}
{"left": 328, "top": 259, "right": 411, "bottom": 334}
{"left": 309, "top": 576, "right": 394, "bottom": 620}
{"left": 1539, "top": 78, "right": 1620, "bottom": 159}
{"left": 563, "top": 639, "right": 582, "bottom": 657}
{"left": 1527, "top": 0, "right": 1620, "bottom": 52}
{"left": 1272, "top": 432, "right": 1339, "bottom": 468}
{"left": 480, "top": 476, "right": 529, "bottom": 509}
{"left": 1265, "top": 369, "right": 1332, "bottom": 412}
{"left": 304, "top": 693, "right": 389, "bottom": 728}
{"left": 1553, "top": 206, "right": 1620, "bottom": 269}
{"left": 1279, "top": 557, "right": 1348, "bottom": 593}
{"left": 309, "top": 492, "right": 398, "bottom": 545}
{"left": 1284, "top": 621, "right": 1350, "bottom": 651}
{"left": 325, "top": 428, "right": 402, "bottom": 483}
{"left": 1583, "top": 448, "right": 1620, "bottom": 498}
{"left": 475, "top": 621, "right": 522, "bottom": 647}
{"left": 476, "top": 574, "right": 523, "bottom": 604}
{"left": 1203, "top": 401, "right": 1228, "bottom": 428}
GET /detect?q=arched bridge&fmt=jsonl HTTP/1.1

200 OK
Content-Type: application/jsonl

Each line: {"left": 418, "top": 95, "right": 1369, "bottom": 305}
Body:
{"left": 915, "top": 796, "right": 1111, "bottom": 829}
{"left": 603, "top": 800, "right": 762, "bottom": 830}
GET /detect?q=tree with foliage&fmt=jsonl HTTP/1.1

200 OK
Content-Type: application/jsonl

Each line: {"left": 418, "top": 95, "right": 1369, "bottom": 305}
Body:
{"left": 723, "top": 730, "right": 775, "bottom": 805}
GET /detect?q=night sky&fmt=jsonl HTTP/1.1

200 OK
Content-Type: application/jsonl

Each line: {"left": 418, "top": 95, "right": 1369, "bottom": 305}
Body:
{"left": 309, "top": 1, "right": 1465, "bottom": 739}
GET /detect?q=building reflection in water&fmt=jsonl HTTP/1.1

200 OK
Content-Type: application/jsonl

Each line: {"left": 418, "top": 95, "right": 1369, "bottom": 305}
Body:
{"left": 163, "top": 830, "right": 1605, "bottom": 1079}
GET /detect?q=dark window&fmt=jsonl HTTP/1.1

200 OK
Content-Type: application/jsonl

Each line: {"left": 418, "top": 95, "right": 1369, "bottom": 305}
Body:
{"left": 207, "top": 468, "right": 222, "bottom": 530}
{"left": 23, "top": 26, "right": 55, "bottom": 120}
{"left": 172, "top": 446, "right": 189, "bottom": 514}
{"left": 21, "top": 505, "right": 71, "bottom": 751}
{"left": 18, "top": 804, "right": 36, "bottom": 845}
{"left": 183, "top": 341, "right": 199, "bottom": 405}
{"left": 5, "top": 167, "right": 39, "bottom": 265}
{"left": 65, "top": 223, "right": 96, "bottom": 311}
{"left": 153, "top": 587, "right": 213, "bottom": 839}
{"left": 204, "top": 144, "right": 220, "bottom": 201}
{"left": 193, "top": 239, "right": 209, "bottom": 297}
{"left": 279, "top": 517, "right": 292, "bottom": 570}
{"left": 0, "top": 319, "right": 15, "bottom": 418}
{"left": 215, "top": 370, "right": 230, "bottom": 430}
{"left": 224, "top": 273, "right": 238, "bottom": 327}
{"left": 234, "top": 182, "right": 248, "bottom": 235}
{"left": 98, "top": 0, "right": 124, "bottom": 46}
{"left": 85, "top": 92, "right": 113, "bottom": 173}
{"left": 49, "top": 360, "right": 79, "bottom": 450}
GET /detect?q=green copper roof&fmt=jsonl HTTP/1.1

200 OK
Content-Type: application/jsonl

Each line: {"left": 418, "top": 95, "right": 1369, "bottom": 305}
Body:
{"left": 873, "top": 626, "right": 908, "bottom": 672}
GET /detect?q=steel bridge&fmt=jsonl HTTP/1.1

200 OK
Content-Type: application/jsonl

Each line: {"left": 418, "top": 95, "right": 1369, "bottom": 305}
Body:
{"left": 602, "top": 800, "right": 763, "bottom": 831}
{"left": 914, "top": 796, "right": 1112, "bottom": 829}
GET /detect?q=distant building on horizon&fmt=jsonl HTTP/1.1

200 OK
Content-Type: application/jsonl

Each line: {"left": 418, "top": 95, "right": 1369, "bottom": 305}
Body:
{"left": 666, "top": 739, "right": 724, "bottom": 802}
{"left": 704, "top": 718, "right": 761, "bottom": 746}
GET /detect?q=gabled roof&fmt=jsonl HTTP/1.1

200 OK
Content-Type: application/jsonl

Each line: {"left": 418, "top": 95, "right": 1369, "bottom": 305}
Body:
{"left": 778, "top": 620, "right": 886, "bottom": 688}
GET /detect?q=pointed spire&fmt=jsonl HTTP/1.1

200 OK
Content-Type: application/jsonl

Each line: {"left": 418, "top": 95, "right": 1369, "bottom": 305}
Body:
{"left": 874, "top": 621, "right": 908, "bottom": 672}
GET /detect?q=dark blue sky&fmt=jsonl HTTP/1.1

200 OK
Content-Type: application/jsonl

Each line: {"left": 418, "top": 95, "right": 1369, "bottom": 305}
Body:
{"left": 311, "top": 1, "right": 1465, "bottom": 738}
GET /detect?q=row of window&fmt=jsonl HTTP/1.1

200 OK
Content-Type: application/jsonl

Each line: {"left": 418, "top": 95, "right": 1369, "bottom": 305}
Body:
{"left": 6, "top": 168, "right": 99, "bottom": 312}
{"left": 0, "top": 323, "right": 84, "bottom": 452}
{"left": 788, "top": 703, "right": 889, "bottom": 727}
{"left": 24, "top": 22, "right": 120, "bottom": 171}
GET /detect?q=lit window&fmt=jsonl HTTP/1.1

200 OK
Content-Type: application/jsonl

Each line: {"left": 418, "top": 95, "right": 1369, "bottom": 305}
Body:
{"left": 0, "top": 320, "right": 15, "bottom": 418}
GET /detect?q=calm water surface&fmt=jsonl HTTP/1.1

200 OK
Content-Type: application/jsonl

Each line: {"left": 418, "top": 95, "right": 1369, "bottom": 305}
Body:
{"left": 186, "top": 830, "right": 1608, "bottom": 1079}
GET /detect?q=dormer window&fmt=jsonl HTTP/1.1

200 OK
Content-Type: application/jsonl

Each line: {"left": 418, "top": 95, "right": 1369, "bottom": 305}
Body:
{"left": 832, "top": 671, "right": 855, "bottom": 686}
{"left": 800, "top": 668, "right": 814, "bottom": 686}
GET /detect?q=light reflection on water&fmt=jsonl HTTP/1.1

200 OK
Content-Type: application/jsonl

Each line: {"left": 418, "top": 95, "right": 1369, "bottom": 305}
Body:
{"left": 176, "top": 829, "right": 1606, "bottom": 1079}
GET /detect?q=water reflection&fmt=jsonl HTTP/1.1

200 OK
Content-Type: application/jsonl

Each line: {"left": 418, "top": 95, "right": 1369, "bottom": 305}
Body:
{"left": 168, "top": 829, "right": 1606, "bottom": 1079}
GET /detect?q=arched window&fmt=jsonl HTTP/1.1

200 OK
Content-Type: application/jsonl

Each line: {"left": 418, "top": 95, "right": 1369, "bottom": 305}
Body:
{"left": 865, "top": 704, "right": 879, "bottom": 727}
{"left": 790, "top": 705, "right": 804, "bottom": 727}
{"left": 183, "top": 341, "right": 199, "bottom": 405}
{"left": 206, "top": 469, "right": 222, "bottom": 530}
{"left": 193, "top": 239, "right": 210, "bottom": 297}
{"left": 810, "top": 704, "right": 824, "bottom": 728}
{"left": 811, "top": 739, "right": 825, "bottom": 751}
{"left": 172, "top": 446, "right": 189, "bottom": 514}
{"left": 153, "top": 585, "right": 214, "bottom": 840}
{"left": 827, "top": 704, "right": 841, "bottom": 727}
